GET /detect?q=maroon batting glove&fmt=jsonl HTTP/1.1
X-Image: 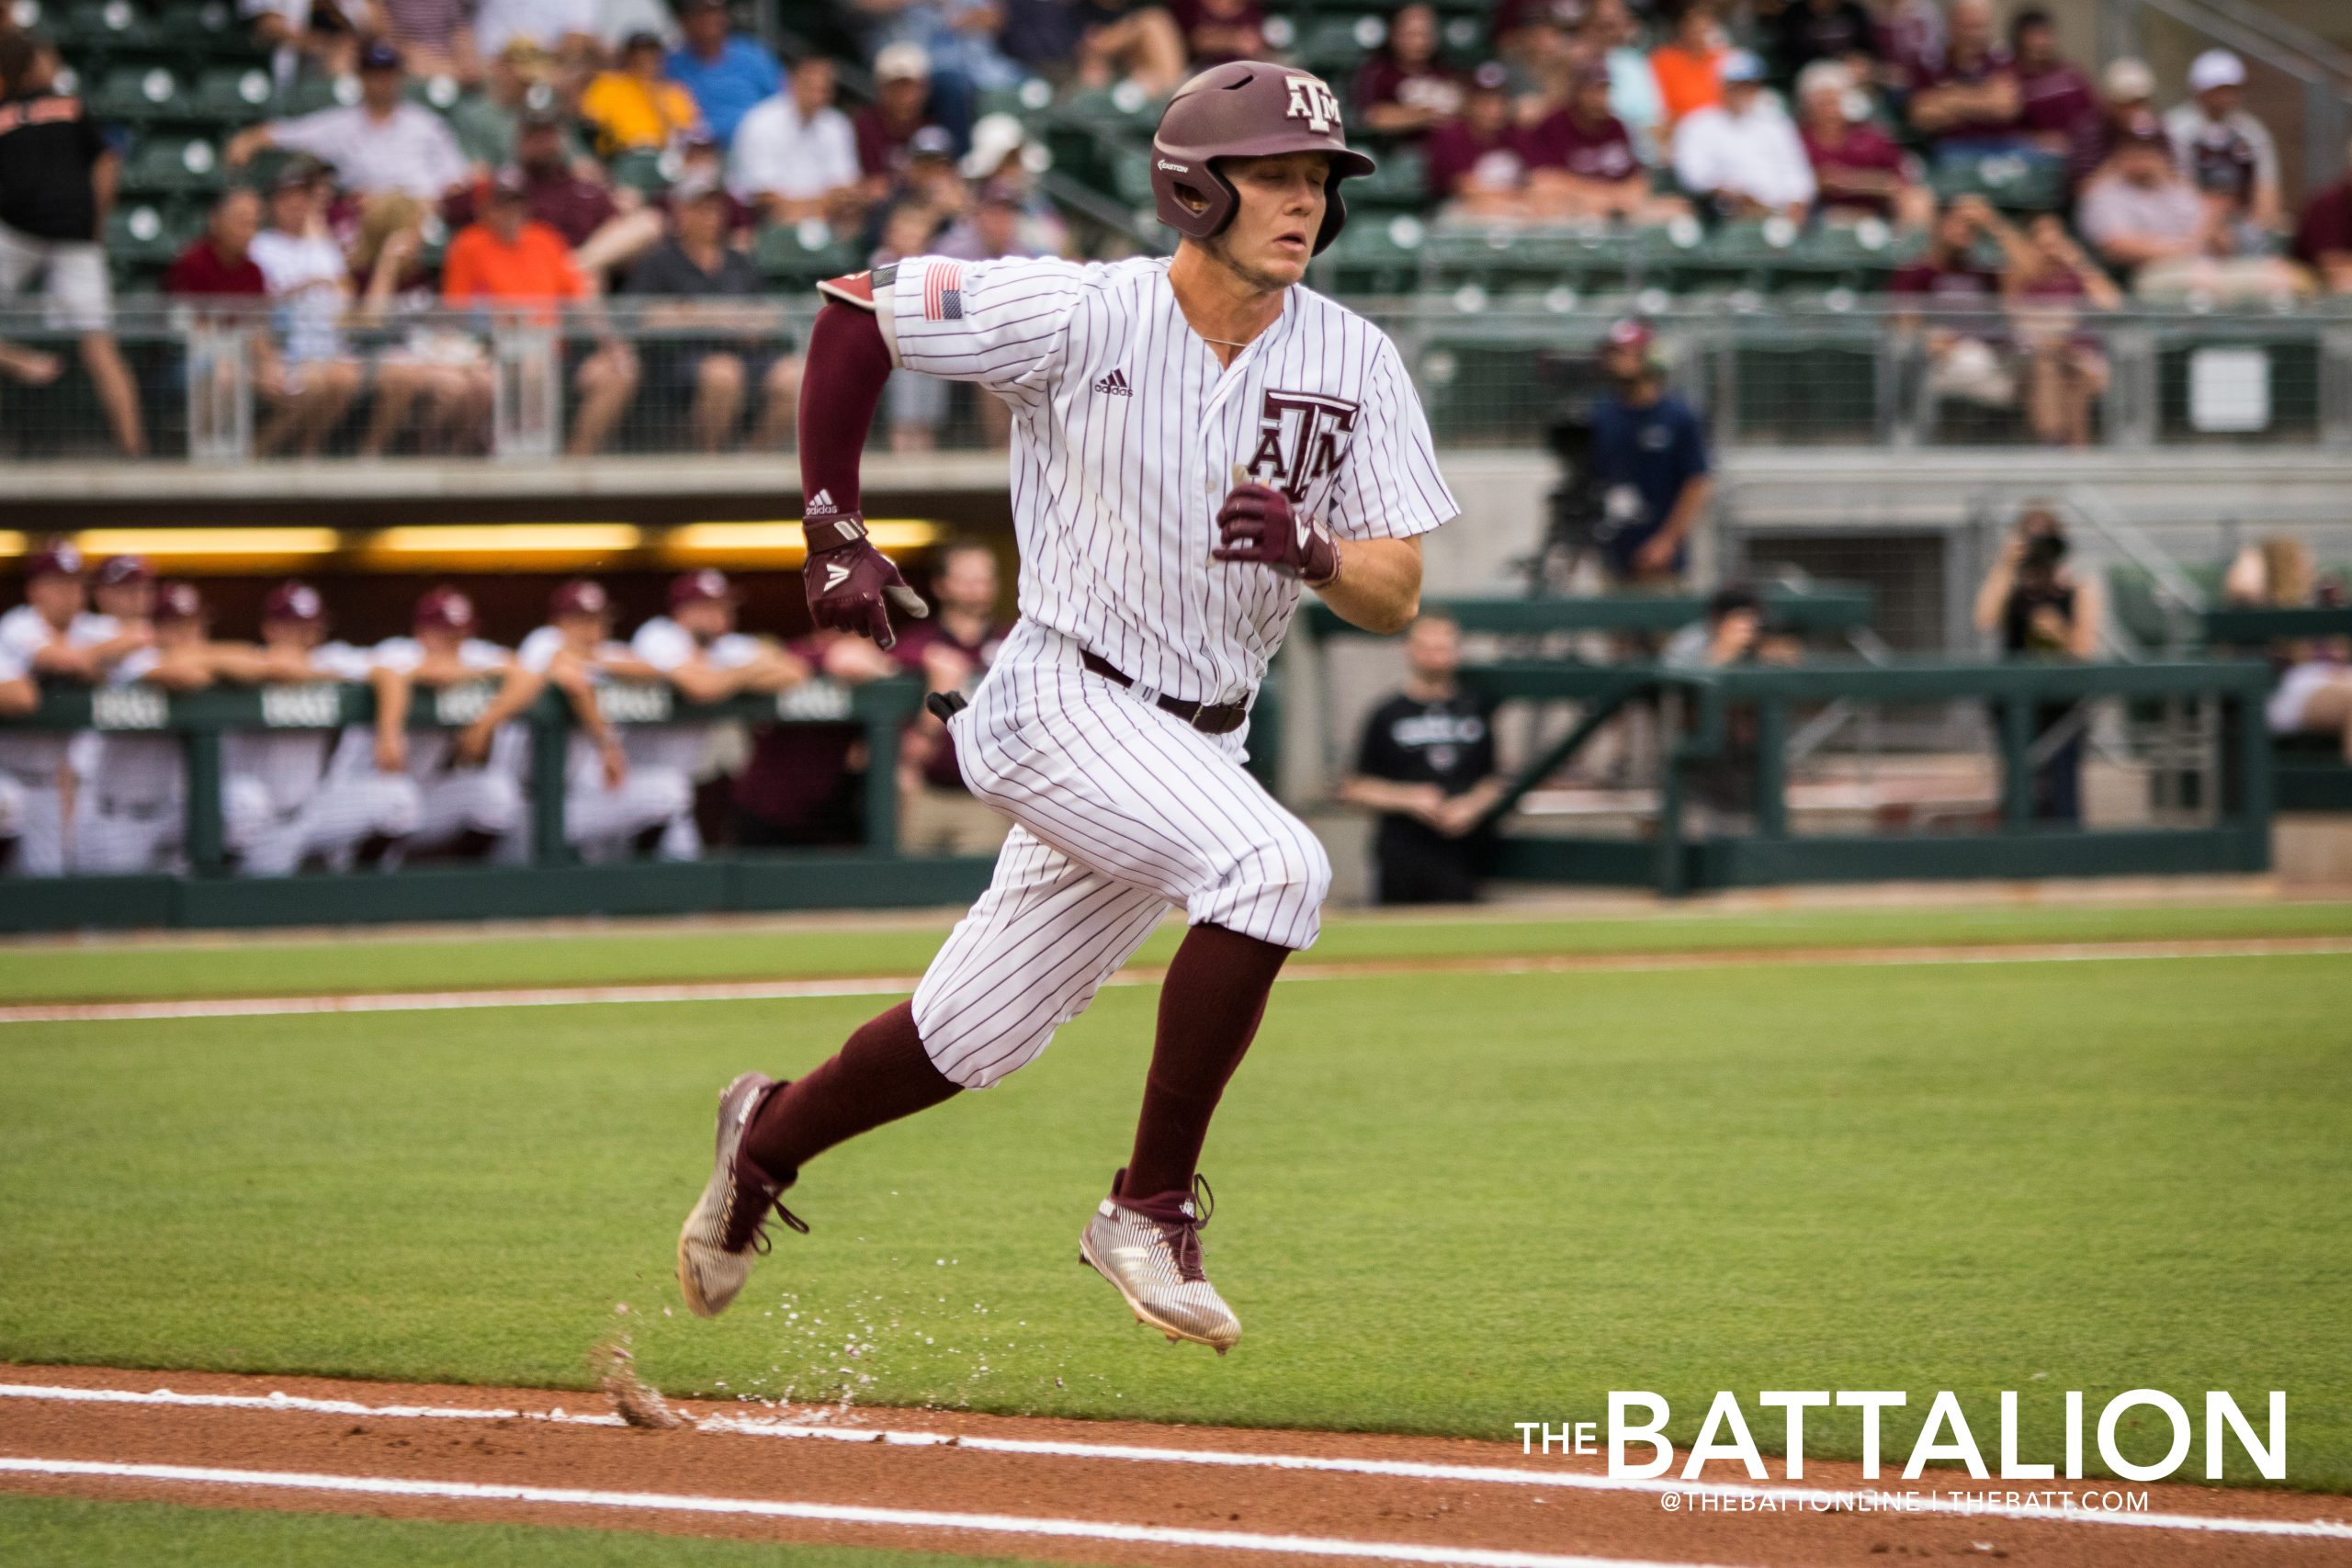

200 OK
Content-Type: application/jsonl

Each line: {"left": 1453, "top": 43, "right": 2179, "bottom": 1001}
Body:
{"left": 1210, "top": 480, "right": 1340, "bottom": 588}
{"left": 803, "top": 513, "right": 928, "bottom": 649}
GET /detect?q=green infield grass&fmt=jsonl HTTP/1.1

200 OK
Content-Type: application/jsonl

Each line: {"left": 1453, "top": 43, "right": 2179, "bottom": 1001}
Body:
{"left": 0, "top": 922, "right": 2345, "bottom": 1488}
{"left": 1, "top": 897, "right": 2346, "bottom": 1003}
{"left": 0, "top": 1496, "right": 1057, "bottom": 1568}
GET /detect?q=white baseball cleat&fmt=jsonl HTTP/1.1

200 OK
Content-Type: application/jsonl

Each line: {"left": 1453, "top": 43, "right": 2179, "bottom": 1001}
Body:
{"left": 677, "top": 1073, "right": 805, "bottom": 1318}
{"left": 1078, "top": 1169, "right": 1240, "bottom": 1354}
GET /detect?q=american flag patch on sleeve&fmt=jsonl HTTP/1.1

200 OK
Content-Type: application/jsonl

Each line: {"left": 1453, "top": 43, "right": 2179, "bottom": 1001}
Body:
{"left": 922, "top": 260, "right": 964, "bottom": 321}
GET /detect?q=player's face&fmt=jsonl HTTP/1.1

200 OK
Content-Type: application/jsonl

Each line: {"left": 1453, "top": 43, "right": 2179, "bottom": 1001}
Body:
{"left": 266, "top": 619, "right": 322, "bottom": 651}
{"left": 29, "top": 577, "right": 83, "bottom": 625}
{"left": 560, "top": 612, "right": 607, "bottom": 650}
{"left": 97, "top": 581, "right": 153, "bottom": 621}
{"left": 677, "top": 600, "right": 731, "bottom": 639}
{"left": 1211, "top": 152, "right": 1329, "bottom": 290}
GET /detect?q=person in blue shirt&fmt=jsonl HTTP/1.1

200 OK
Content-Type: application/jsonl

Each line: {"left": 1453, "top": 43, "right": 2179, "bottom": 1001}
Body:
{"left": 1587, "top": 319, "right": 1713, "bottom": 584}
{"left": 666, "top": 0, "right": 782, "bottom": 148}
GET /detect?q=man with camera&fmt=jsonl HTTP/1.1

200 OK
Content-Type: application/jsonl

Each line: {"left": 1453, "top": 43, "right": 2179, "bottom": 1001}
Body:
{"left": 1973, "top": 506, "right": 2102, "bottom": 821}
{"left": 1587, "top": 320, "right": 1713, "bottom": 586}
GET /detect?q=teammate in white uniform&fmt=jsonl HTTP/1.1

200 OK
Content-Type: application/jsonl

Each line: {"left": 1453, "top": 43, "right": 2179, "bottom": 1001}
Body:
{"left": 72, "top": 583, "right": 273, "bottom": 874}
{"left": 485, "top": 579, "right": 693, "bottom": 862}
{"left": 628, "top": 570, "right": 805, "bottom": 858}
{"left": 339, "top": 588, "right": 523, "bottom": 862}
{"left": 226, "top": 582, "right": 424, "bottom": 877}
{"left": 0, "top": 543, "right": 151, "bottom": 874}
{"left": 0, "top": 639, "right": 38, "bottom": 850}
{"left": 681, "top": 62, "right": 1454, "bottom": 1351}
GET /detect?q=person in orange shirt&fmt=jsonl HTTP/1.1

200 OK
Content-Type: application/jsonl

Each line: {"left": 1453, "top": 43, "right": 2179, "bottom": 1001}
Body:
{"left": 581, "top": 32, "right": 704, "bottom": 157}
{"left": 442, "top": 169, "right": 639, "bottom": 456}
{"left": 1650, "top": 0, "right": 1728, "bottom": 138}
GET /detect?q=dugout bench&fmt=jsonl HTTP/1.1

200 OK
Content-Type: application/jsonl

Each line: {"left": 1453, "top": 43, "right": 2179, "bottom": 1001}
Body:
{"left": 0, "top": 675, "right": 1001, "bottom": 932}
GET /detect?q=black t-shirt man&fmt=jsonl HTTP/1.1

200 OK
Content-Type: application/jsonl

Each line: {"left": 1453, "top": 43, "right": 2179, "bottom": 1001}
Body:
{"left": 1352, "top": 689, "right": 1498, "bottom": 905}
{"left": 0, "top": 89, "right": 108, "bottom": 242}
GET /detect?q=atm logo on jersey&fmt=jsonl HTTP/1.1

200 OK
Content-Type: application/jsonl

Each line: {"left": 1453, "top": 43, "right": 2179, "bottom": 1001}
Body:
{"left": 1247, "top": 390, "right": 1358, "bottom": 503}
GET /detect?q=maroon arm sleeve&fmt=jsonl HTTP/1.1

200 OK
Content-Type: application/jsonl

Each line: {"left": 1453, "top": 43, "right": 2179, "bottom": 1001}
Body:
{"left": 797, "top": 298, "right": 893, "bottom": 518}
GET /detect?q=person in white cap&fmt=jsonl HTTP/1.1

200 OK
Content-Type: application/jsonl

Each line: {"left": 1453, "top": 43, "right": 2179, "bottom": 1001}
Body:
{"left": 729, "top": 54, "right": 864, "bottom": 225}
{"left": 2164, "top": 49, "right": 2282, "bottom": 239}
{"left": 1671, "top": 50, "right": 1815, "bottom": 222}
{"left": 854, "top": 43, "right": 945, "bottom": 194}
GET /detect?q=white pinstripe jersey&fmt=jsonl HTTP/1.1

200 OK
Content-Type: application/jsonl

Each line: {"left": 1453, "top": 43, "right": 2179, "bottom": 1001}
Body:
{"left": 877, "top": 255, "right": 1456, "bottom": 705}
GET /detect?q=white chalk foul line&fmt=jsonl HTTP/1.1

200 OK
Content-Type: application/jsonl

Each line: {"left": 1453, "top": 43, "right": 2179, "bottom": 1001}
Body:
{"left": 0, "top": 1456, "right": 1727, "bottom": 1568}
{"left": 4, "top": 1383, "right": 2346, "bottom": 1542}
{"left": 6, "top": 937, "right": 2351, "bottom": 1026}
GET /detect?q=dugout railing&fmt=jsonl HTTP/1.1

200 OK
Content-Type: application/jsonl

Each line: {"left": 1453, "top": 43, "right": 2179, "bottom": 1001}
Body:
{"left": 2200, "top": 604, "right": 2352, "bottom": 813}
{"left": 0, "top": 674, "right": 1003, "bottom": 932}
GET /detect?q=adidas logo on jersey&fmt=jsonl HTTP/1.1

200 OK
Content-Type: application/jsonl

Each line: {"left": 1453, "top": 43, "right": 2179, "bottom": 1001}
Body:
{"left": 1092, "top": 369, "right": 1132, "bottom": 397}
{"left": 806, "top": 489, "right": 837, "bottom": 516}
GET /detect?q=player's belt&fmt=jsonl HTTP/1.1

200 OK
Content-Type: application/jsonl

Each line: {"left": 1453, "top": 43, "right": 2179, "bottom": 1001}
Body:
{"left": 1080, "top": 653, "right": 1248, "bottom": 736}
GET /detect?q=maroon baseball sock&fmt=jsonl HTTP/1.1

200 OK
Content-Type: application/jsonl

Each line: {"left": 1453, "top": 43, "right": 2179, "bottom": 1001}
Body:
{"left": 739, "top": 1001, "right": 960, "bottom": 1184}
{"left": 1120, "top": 922, "right": 1290, "bottom": 1201}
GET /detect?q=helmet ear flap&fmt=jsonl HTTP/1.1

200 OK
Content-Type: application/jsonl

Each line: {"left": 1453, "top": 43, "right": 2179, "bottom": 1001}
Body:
{"left": 1314, "top": 169, "right": 1348, "bottom": 254}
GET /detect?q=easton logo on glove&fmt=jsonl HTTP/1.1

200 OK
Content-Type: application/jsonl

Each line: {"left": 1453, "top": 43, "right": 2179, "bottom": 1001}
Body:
{"left": 1210, "top": 465, "right": 1340, "bottom": 587}
{"left": 803, "top": 512, "right": 929, "bottom": 649}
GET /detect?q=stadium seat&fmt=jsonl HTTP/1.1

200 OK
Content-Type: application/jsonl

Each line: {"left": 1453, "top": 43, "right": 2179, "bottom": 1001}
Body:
{"left": 752, "top": 221, "right": 862, "bottom": 290}
{"left": 87, "top": 62, "right": 189, "bottom": 124}
{"left": 187, "top": 63, "right": 277, "bottom": 124}
{"left": 275, "top": 72, "right": 361, "bottom": 118}
{"left": 1422, "top": 224, "right": 1642, "bottom": 293}
{"left": 120, "top": 134, "right": 227, "bottom": 198}
{"left": 1317, "top": 212, "right": 1425, "bottom": 294}
{"left": 607, "top": 148, "right": 675, "bottom": 197}
{"left": 57, "top": 0, "right": 156, "bottom": 58}
{"left": 153, "top": 0, "right": 266, "bottom": 60}
{"left": 1930, "top": 148, "right": 2069, "bottom": 214}
{"left": 1057, "top": 83, "right": 1163, "bottom": 136}
{"left": 405, "top": 74, "right": 465, "bottom": 113}
{"left": 1348, "top": 146, "right": 1427, "bottom": 210}
{"left": 1296, "top": 14, "right": 1386, "bottom": 75}
{"left": 105, "top": 200, "right": 198, "bottom": 270}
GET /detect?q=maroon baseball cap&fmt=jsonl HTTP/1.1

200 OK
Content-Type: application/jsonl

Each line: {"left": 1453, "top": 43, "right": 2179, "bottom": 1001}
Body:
{"left": 669, "top": 569, "right": 738, "bottom": 609}
{"left": 550, "top": 579, "right": 610, "bottom": 619}
{"left": 264, "top": 581, "right": 326, "bottom": 625}
{"left": 414, "top": 586, "right": 476, "bottom": 632}
{"left": 95, "top": 554, "right": 153, "bottom": 588}
{"left": 1606, "top": 317, "right": 1655, "bottom": 352}
{"left": 153, "top": 581, "right": 205, "bottom": 624}
{"left": 24, "top": 539, "right": 85, "bottom": 581}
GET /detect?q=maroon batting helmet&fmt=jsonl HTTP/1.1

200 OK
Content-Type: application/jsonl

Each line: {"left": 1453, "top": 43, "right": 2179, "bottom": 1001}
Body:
{"left": 1150, "top": 61, "right": 1375, "bottom": 256}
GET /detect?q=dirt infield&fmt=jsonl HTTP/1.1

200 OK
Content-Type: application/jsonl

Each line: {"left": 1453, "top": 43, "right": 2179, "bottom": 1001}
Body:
{"left": 3, "top": 1367, "right": 2346, "bottom": 1567}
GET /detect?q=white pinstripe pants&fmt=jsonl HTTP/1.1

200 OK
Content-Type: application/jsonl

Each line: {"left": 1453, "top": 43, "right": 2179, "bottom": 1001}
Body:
{"left": 911, "top": 621, "right": 1329, "bottom": 1089}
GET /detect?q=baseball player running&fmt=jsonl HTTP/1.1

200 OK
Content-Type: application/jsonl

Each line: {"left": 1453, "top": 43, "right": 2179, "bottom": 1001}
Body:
{"left": 486, "top": 579, "right": 692, "bottom": 862}
{"left": 628, "top": 570, "right": 804, "bottom": 859}
{"left": 333, "top": 588, "right": 522, "bottom": 863}
{"left": 226, "top": 582, "right": 423, "bottom": 876}
{"left": 680, "top": 62, "right": 1454, "bottom": 1352}
{"left": 0, "top": 542, "right": 151, "bottom": 874}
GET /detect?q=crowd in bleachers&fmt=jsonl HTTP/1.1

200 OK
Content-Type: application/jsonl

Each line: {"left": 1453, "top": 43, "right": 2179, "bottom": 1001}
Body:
{"left": 0, "top": 536, "right": 1013, "bottom": 876}
{"left": 0, "top": 0, "right": 2349, "bottom": 458}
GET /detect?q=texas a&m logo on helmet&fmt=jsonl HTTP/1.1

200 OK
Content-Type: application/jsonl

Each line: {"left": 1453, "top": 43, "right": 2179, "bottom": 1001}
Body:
{"left": 1284, "top": 73, "right": 1343, "bottom": 136}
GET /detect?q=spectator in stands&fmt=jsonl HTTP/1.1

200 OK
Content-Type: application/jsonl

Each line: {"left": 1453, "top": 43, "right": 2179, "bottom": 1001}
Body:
{"left": 1973, "top": 505, "right": 2100, "bottom": 821}
{"left": 859, "top": 0, "right": 1025, "bottom": 136}
{"left": 729, "top": 54, "right": 865, "bottom": 224}
{"left": 441, "top": 168, "right": 641, "bottom": 455}
{"left": 1069, "top": 0, "right": 1188, "bottom": 98}
{"left": 1799, "top": 59, "right": 1930, "bottom": 228}
{"left": 856, "top": 44, "right": 946, "bottom": 190}
{"left": 0, "top": 32, "right": 145, "bottom": 458}
{"left": 169, "top": 186, "right": 364, "bottom": 457}
{"left": 1775, "top": 0, "right": 1877, "bottom": 86}
{"left": 2004, "top": 214, "right": 2119, "bottom": 448}
{"left": 2074, "top": 56, "right": 2157, "bottom": 186}
{"left": 1872, "top": 0, "right": 1945, "bottom": 95}
{"left": 895, "top": 127, "right": 973, "bottom": 228}
{"left": 1589, "top": 319, "right": 1711, "bottom": 584}
{"left": 2008, "top": 8, "right": 2095, "bottom": 162}
{"left": 2164, "top": 49, "right": 2284, "bottom": 243}
{"left": 582, "top": 29, "right": 704, "bottom": 156}
{"left": 2078, "top": 114, "right": 2302, "bottom": 302}
{"left": 1580, "top": 0, "right": 1662, "bottom": 157}
{"left": 894, "top": 541, "right": 1012, "bottom": 855}
{"left": 666, "top": 0, "right": 782, "bottom": 148}
{"left": 2227, "top": 536, "right": 2352, "bottom": 764}
{"left": 1672, "top": 51, "right": 1815, "bottom": 222}
{"left": 875, "top": 200, "right": 953, "bottom": 450}
{"left": 628, "top": 176, "right": 799, "bottom": 452}
{"left": 449, "top": 39, "right": 565, "bottom": 167}
{"left": 664, "top": 127, "right": 759, "bottom": 242}
{"left": 444, "top": 109, "right": 662, "bottom": 285}
{"left": 957, "top": 114, "right": 1070, "bottom": 255}
{"left": 1905, "top": 0, "right": 2019, "bottom": 152}
{"left": 1167, "top": 0, "right": 1266, "bottom": 72}
{"left": 1338, "top": 615, "right": 1503, "bottom": 907}
{"left": 380, "top": 0, "right": 482, "bottom": 82}
{"left": 1426, "top": 62, "right": 1533, "bottom": 217}
{"left": 2292, "top": 139, "right": 2352, "bottom": 295}
{"left": 243, "top": 0, "right": 371, "bottom": 83}
{"left": 228, "top": 40, "right": 469, "bottom": 202}
{"left": 1649, "top": 0, "right": 1726, "bottom": 137}
{"left": 734, "top": 628, "right": 901, "bottom": 847}
{"left": 1493, "top": 0, "right": 1576, "bottom": 106}
{"left": 474, "top": 0, "right": 599, "bottom": 62}
{"left": 1355, "top": 3, "right": 1461, "bottom": 140}
{"left": 592, "top": 0, "right": 678, "bottom": 52}
{"left": 1891, "top": 194, "right": 2013, "bottom": 413}
{"left": 1527, "top": 63, "right": 1679, "bottom": 222}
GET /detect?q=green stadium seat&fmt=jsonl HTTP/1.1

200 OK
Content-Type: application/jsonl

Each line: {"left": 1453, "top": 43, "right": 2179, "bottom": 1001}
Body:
{"left": 120, "top": 134, "right": 227, "bottom": 198}
{"left": 607, "top": 147, "right": 675, "bottom": 197}
{"left": 106, "top": 200, "right": 198, "bottom": 270}
{"left": 753, "top": 221, "right": 862, "bottom": 289}
{"left": 57, "top": 0, "right": 156, "bottom": 57}
{"left": 1349, "top": 145, "right": 1426, "bottom": 209}
{"left": 188, "top": 62, "right": 277, "bottom": 125}
{"left": 1423, "top": 223, "right": 1643, "bottom": 292}
{"left": 1317, "top": 212, "right": 1425, "bottom": 294}
{"left": 275, "top": 73, "right": 361, "bottom": 118}
{"left": 1057, "top": 83, "right": 1162, "bottom": 135}
{"left": 153, "top": 0, "right": 266, "bottom": 59}
{"left": 1930, "top": 148, "right": 2068, "bottom": 214}
{"left": 1108, "top": 151, "right": 1157, "bottom": 211}
{"left": 88, "top": 62, "right": 189, "bottom": 124}
{"left": 1296, "top": 14, "right": 1384, "bottom": 75}
{"left": 405, "top": 74, "right": 466, "bottom": 113}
